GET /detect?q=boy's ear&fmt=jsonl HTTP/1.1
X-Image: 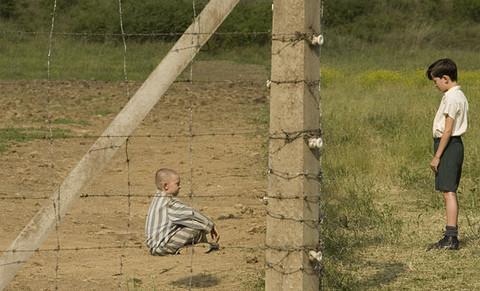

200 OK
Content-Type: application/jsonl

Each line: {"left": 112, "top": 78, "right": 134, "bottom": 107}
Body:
{"left": 442, "top": 75, "right": 452, "bottom": 83}
{"left": 163, "top": 182, "right": 169, "bottom": 190}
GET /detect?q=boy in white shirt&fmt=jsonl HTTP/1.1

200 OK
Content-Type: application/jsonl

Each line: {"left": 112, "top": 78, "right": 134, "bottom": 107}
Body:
{"left": 426, "top": 58, "right": 468, "bottom": 250}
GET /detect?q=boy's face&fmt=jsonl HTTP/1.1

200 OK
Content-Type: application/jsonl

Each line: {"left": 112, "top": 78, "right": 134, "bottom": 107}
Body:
{"left": 431, "top": 75, "right": 451, "bottom": 93}
{"left": 164, "top": 175, "right": 181, "bottom": 196}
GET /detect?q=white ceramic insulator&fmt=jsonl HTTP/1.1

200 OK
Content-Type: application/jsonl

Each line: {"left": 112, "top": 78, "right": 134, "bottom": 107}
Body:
{"left": 308, "top": 137, "right": 323, "bottom": 149}
{"left": 308, "top": 250, "right": 323, "bottom": 263}
{"left": 311, "top": 34, "right": 324, "bottom": 46}
{"left": 262, "top": 196, "right": 269, "bottom": 205}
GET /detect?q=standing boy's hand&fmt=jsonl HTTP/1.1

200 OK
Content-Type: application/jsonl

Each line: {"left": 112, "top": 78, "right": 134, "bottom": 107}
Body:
{"left": 210, "top": 226, "right": 220, "bottom": 242}
{"left": 431, "top": 116, "right": 453, "bottom": 173}
{"left": 430, "top": 156, "right": 440, "bottom": 173}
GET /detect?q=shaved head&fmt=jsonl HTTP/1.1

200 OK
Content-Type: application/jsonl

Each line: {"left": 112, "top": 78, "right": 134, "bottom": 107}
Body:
{"left": 155, "top": 168, "right": 178, "bottom": 189}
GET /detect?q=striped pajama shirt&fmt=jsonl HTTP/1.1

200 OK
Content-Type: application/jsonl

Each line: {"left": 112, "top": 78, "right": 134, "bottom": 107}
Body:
{"left": 145, "top": 191, "right": 214, "bottom": 255}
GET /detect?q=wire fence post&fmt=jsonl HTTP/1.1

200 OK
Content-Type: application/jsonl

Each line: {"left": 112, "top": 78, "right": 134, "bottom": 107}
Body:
{"left": 266, "top": 0, "right": 322, "bottom": 290}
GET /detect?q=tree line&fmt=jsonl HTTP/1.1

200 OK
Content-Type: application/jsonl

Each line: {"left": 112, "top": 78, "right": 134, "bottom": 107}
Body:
{"left": 1, "top": 0, "right": 479, "bottom": 48}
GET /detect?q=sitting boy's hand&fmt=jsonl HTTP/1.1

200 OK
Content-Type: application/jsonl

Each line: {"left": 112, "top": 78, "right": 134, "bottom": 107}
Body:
{"left": 210, "top": 226, "right": 220, "bottom": 242}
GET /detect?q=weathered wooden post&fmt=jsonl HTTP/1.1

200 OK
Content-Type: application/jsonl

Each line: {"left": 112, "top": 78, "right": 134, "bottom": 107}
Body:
{"left": 266, "top": 0, "right": 321, "bottom": 290}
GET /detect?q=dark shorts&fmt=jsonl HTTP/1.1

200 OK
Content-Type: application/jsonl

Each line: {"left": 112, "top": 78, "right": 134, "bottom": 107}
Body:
{"left": 433, "top": 136, "right": 464, "bottom": 193}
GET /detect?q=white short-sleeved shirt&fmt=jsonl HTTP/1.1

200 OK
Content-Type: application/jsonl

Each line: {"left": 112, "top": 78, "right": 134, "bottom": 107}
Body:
{"left": 432, "top": 86, "right": 468, "bottom": 138}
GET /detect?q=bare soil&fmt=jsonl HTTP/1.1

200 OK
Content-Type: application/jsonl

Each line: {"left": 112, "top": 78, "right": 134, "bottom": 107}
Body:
{"left": 0, "top": 61, "right": 269, "bottom": 290}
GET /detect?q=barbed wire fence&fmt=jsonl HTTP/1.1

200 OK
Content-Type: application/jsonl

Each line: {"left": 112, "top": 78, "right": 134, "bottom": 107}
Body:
{"left": 0, "top": 1, "right": 325, "bottom": 290}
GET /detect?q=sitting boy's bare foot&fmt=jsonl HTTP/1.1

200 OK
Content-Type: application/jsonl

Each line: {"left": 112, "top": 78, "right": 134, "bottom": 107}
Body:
{"left": 205, "top": 242, "right": 220, "bottom": 254}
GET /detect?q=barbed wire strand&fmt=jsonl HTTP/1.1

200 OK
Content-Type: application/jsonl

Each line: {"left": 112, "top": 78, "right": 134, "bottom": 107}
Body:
{"left": 117, "top": 1, "right": 131, "bottom": 288}
{"left": 118, "top": 0, "right": 130, "bottom": 98}
{"left": 41, "top": 129, "right": 266, "bottom": 140}
{"left": 45, "top": 0, "right": 61, "bottom": 289}
{"left": 0, "top": 192, "right": 259, "bottom": 199}
{"left": 0, "top": 30, "right": 284, "bottom": 37}
{"left": 0, "top": 78, "right": 267, "bottom": 85}
{"left": 125, "top": 138, "right": 133, "bottom": 233}
{"left": 188, "top": 4, "right": 198, "bottom": 288}
{"left": 0, "top": 190, "right": 321, "bottom": 202}
{"left": 115, "top": 252, "right": 122, "bottom": 289}
{"left": 0, "top": 244, "right": 320, "bottom": 256}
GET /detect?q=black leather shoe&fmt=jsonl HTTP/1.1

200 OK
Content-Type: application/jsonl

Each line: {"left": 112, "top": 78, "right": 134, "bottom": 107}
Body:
{"left": 427, "top": 236, "right": 459, "bottom": 251}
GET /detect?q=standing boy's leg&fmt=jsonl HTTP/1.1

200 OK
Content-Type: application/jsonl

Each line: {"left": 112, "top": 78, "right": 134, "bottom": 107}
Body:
{"left": 444, "top": 191, "right": 458, "bottom": 227}
{"left": 428, "top": 191, "right": 459, "bottom": 250}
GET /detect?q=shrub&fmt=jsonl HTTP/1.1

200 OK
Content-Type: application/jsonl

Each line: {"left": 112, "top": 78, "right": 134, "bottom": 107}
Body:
{"left": 455, "top": 0, "right": 480, "bottom": 22}
{"left": 0, "top": 0, "right": 16, "bottom": 19}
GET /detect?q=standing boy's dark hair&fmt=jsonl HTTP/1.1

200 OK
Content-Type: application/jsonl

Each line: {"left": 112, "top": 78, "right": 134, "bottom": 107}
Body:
{"left": 426, "top": 58, "right": 458, "bottom": 81}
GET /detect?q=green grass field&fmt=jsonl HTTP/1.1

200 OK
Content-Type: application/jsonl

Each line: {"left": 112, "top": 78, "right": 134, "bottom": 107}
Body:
{"left": 1, "top": 35, "right": 480, "bottom": 289}
{"left": 0, "top": 34, "right": 269, "bottom": 80}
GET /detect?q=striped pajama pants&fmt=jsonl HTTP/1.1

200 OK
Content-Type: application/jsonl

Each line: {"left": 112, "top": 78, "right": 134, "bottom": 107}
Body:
{"left": 151, "top": 227, "right": 208, "bottom": 256}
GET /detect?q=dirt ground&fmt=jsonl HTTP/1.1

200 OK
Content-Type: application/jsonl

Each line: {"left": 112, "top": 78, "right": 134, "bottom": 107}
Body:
{"left": 0, "top": 61, "right": 269, "bottom": 290}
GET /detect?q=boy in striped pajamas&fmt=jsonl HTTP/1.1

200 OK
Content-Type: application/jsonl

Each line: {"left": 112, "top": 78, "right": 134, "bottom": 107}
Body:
{"left": 145, "top": 168, "right": 219, "bottom": 255}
